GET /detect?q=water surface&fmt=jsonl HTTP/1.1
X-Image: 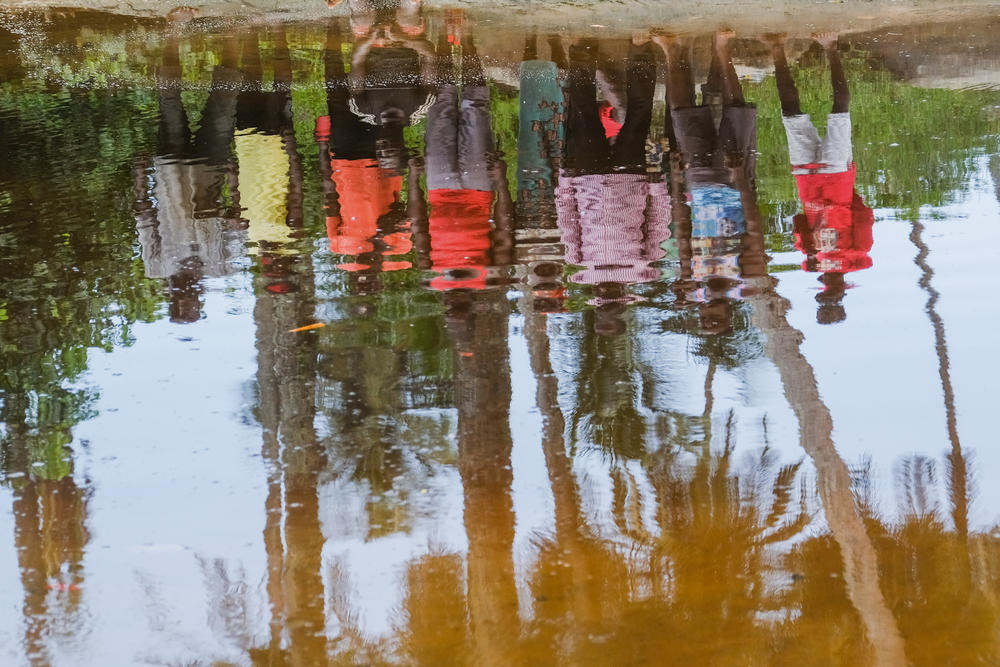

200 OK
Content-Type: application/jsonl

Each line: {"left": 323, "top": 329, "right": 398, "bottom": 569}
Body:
{"left": 2, "top": 5, "right": 1000, "bottom": 665}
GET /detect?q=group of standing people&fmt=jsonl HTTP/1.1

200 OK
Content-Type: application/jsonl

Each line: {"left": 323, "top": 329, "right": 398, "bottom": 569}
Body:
{"left": 135, "top": 3, "right": 874, "bottom": 332}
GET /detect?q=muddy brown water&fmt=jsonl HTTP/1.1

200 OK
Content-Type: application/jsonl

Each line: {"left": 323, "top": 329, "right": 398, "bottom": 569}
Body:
{"left": 2, "top": 4, "right": 1000, "bottom": 665}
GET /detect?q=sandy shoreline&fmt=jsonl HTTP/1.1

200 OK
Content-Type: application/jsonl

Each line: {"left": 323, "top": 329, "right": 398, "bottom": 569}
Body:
{"left": 2, "top": 0, "right": 1000, "bottom": 35}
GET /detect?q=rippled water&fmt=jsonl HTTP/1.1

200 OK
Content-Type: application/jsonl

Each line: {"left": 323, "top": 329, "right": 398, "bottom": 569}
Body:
{"left": 2, "top": 4, "right": 1000, "bottom": 665}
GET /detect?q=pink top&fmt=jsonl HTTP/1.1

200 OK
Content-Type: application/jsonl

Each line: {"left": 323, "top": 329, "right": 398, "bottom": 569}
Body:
{"left": 556, "top": 173, "right": 671, "bottom": 285}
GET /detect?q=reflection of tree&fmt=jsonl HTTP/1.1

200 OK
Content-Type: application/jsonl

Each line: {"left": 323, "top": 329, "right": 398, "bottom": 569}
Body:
{"left": 444, "top": 288, "right": 518, "bottom": 666}
{"left": 0, "top": 30, "right": 161, "bottom": 667}
{"left": 519, "top": 290, "right": 814, "bottom": 664}
{"left": 878, "top": 212, "right": 1000, "bottom": 664}
{"left": 197, "top": 277, "right": 1000, "bottom": 664}
{"left": 750, "top": 289, "right": 908, "bottom": 665}
{"left": 253, "top": 267, "right": 328, "bottom": 664}
{"left": 13, "top": 476, "right": 91, "bottom": 665}
{"left": 907, "top": 215, "right": 969, "bottom": 538}
{"left": 0, "top": 80, "right": 161, "bottom": 478}
{"left": 399, "top": 552, "right": 471, "bottom": 665}
{"left": 567, "top": 311, "right": 651, "bottom": 460}
{"left": 521, "top": 296, "right": 619, "bottom": 661}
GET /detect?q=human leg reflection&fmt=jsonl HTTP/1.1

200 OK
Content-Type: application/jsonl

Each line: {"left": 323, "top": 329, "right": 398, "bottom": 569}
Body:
{"left": 557, "top": 38, "right": 666, "bottom": 333}
{"left": 135, "top": 24, "right": 243, "bottom": 322}
{"left": 422, "top": 22, "right": 511, "bottom": 291}
{"left": 516, "top": 33, "right": 568, "bottom": 312}
{"left": 234, "top": 25, "right": 307, "bottom": 293}
{"left": 766, "top": 32, "right": 873, "bottom": 325}
{"left": 319, "top": 21, "right": 411, "bottom": 281}
{"left": 656, "top": 31, "right": 758, "bottom": 335}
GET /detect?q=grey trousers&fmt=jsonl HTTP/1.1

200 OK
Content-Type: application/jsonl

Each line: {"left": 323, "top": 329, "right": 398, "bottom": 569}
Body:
{"left": 425, "top": 84, "right": 494, "bottom": 192}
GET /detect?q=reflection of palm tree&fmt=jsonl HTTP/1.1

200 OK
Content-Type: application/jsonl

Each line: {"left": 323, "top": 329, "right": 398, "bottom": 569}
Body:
{"left": 521, "top": 295, "right": 613, "bottom": 654}
{"left": 749, "top": 288, "right": 908, "bottom": 665}
{"left": 907, "top": 216, "right": 968, "bottom": 538}
{"left": 254, "top": 243, "right": 328, "bottom": 666}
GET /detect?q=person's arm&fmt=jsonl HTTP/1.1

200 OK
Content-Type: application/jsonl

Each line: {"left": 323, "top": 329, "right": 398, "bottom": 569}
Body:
{"left": 852, "top": 192, "right": 875, "bottom": 252}
{"left": 133, "top": 158, "right": 159, "bottom": 234}
{"left": 349, "top": 32, "right": 380, "bottom": 88}
{"left": 323, "top": 156, "right": 344, "bottom": 247}
{"left": 488, "top": 154, "right": 514, "bottom": 267}
{"left": 317, "top": 125, "right": 338, "bottom": 215}
{"left": 555, "top": 175, "right": 582, "bottom": 266}
{"left": 668, "top": 152, "right": 694, "bottom": 286}
{"left": 408, "top": 157, "right": 432, "bottom": 270}
{"left": 645, "top": 179, "right": 672, "bottom": 261}
{"left": 282, "top": 128, "right": 304, "bottom": 229}
{"left": 381, "top": 28, "right": 438, "bottom": 85}
{"left": 730, "top": 164, "right": 768, "bottom": 279}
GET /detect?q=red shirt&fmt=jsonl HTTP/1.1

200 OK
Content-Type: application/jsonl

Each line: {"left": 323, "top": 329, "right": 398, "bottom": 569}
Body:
{"left": 794, "top": 164, "right": 874, "bottom": 273}
{"left": 317, "top": 116, "right": 411, "bottom": 272}
{"left": 325, "top": 158, "right": 411, "bottom": 271}
{"left": 428, "top": 189, "right": 493, "bottom": 289}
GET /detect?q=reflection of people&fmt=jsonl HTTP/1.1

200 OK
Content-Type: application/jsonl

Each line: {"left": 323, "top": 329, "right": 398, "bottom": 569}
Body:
{"left": 516, "top": 32, "right": 566, "bottom": 230}
{"left": 655, "top": 31, "right": 760, "bottom": 335}
{"left": 234, "top": 27, "right": 306, "bottom": 295}
{"left": 419, "top": 21, "right": 513, "bottom": 291}
{"left": 328, "top": 0, "right": 424, "bottom": 39}
{"left": 134, "top": 9, "right": 244, "bottom": 323}
{"left": 342, "top": 0, "right": 435, "bottom": 175}
{"left": 766, "top": 32, "right": 874, "bottom": 325}
{"left": 317, "top": 21, "right": 416, "bottom": 293}
{"left": 516, "top": 32, "right": 568, "bottom": 313}
{"left": 556, "top": 38, "right": 670, "bottom": 334}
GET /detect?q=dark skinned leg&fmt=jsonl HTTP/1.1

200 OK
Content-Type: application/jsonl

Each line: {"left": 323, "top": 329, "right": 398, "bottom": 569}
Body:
{"left": 563, "top": 39, "right": 610, "bottom": 174}
{"left": 611, "top": 42, "right": 655, "bottom": 171}
{"left": 768, "top": 35, "right": 801, "bottom": 117}
{"left": 462, "top": 29, "right": 486, "bottom": 87}
{"left": 523, "top": 32, "right": 538, "bottom": 62}
{"left": 713, "top": 31, "right": 745, "bottom": 107}
{"left": 824, "top": 38, "right": 850, "bottom": 113}
{"left": 656, "top": 35, "right": 696, "bottom": 111}
{"left": 547, "top": 34, "right": 568, "bottom": 70}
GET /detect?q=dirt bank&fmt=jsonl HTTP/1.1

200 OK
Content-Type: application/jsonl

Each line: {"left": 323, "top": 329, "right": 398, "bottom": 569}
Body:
{"left": 3, "top": 0, "right": 1000, "bottom": 36}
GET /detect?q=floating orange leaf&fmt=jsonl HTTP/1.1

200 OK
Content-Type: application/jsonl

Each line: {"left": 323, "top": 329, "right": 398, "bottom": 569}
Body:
{"left": 288, "top": 323, "right": 326, "bottom": 333}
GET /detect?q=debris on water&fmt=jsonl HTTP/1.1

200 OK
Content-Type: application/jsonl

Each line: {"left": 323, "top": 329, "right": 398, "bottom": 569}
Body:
{"left": 46, "top": 582, "right": 82, "bottom": 592}
{"left": 288, "top": 322, "right": 325, "bottom": 333}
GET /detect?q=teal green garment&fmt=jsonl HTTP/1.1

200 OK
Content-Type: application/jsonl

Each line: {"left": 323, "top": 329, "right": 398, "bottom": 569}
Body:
{"left": 516, "top": 60, "right": 565, "bottom": 229}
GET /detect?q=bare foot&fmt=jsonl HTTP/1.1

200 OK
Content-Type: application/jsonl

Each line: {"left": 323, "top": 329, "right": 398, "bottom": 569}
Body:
{"left": 650, "top": 29, "right": 679, "bottom": 51}
{"left": 714, "top": 28, "right": 736, "bottom": 44}
{"left": 325, "top": 0, "right": 344, "bottom": 7}
{"left": 760, "top": 32, "right": 787, "bottom": 47}
{"left": 812, "top": 31, "right": 839, "bottom": 50}
{"left": 166, "top": 6, "right": 197, "bottom": 26}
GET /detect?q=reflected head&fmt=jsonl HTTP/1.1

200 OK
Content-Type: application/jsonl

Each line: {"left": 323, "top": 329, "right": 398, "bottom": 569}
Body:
{"left": 698, "top": 300, "right": 734, "bottom": 335}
